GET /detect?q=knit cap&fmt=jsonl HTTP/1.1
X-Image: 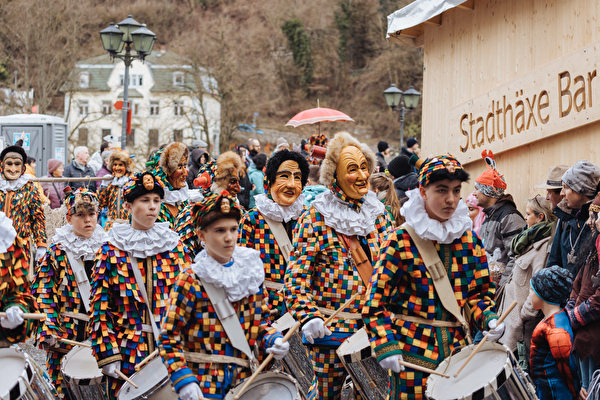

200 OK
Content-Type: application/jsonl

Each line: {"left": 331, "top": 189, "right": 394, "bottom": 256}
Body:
{"left": 387, "top": 155, "right": 411, "bottom": 179}
{"left": 530, "top": 265, "right": 573, "bottom": 306}
{"left": 47, "top": 159, "right": 63, "bottom": 174}
{"left": 407, "top": 137, "right": 418, "bottom": 148}
{"left": 562, "top": 160, "right": 600, "bottom": 198}
{"left": 377, "top": 141, "right": 389, "bottom": 153}
{"left": 411, "top": 153, "right": 463, "bottom": 187}
{"left": 475, "top": 150, "right": 506, "bottom": 199}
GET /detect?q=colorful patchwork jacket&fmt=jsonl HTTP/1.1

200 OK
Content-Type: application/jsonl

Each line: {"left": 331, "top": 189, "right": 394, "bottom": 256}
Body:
{"left": 362, "top": 228, "right": 498, "bottom": 370}
{"left": 284, "top": 206, "right": 392, "bottom": 344}
{"left": 174, "top": 204, "right": 199, "bottom": 256}
{"left": 0, "top": 180, "right": 46, "bottom": 247}
{"left": 98, "top": 176, "right": 131, "bottom": 231}
{"left": 160, "top": 270, "right": 282, "bottom": 398}
{"left": 88, "top": 241, "right": 191, "bottom": 374}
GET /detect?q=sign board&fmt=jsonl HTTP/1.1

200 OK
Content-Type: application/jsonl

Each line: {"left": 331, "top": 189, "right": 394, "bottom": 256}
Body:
{"left": 13, "top": 131, "right": 30, "bottom": 150}
{"left": 448, "top": 39, "right": 600, "bottom": 164}
{"left": 55, "top": 147, "right": 65, "bottom": 163}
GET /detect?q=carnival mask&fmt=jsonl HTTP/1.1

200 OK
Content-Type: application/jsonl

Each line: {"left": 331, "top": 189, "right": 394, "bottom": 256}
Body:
{"left": 226, "top": 169, "right": 241, "bottom": 195}
{"left": 220, "top": 198, "right": 231, "bottom": 214}
{"left": 2, "top": 156, "right": 24, "bottom": 181}
{"left": 143, "top": 174, "right": 155, "bottom": 190}
{"left": 269, "top": 160, "right": 302, "bottom": 206}
{"left": 112, "top": 160, "right": 127, "bottom": 178}
{"left": 168, "top": 155, "right": 189, "bottom": 189}
{"left": 336, "top": 146, "right": 369, "bottom": 200}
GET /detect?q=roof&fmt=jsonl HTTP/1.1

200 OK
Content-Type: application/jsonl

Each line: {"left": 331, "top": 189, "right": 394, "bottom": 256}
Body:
{"left": 117, "top": 88, "right": 143, "bottom": 98}
{"left": 0, "top": 114, "right": 66, "bottom": 124}
{"left": 387, "top": 0, "right": 474, "bottom": 47}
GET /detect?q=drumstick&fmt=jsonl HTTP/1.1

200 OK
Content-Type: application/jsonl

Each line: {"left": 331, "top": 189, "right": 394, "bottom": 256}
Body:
{"left": 135, "top": 349, "right": 159, "bottom": 371}
{"left": 322, "top": 288, "right": 363, "bottom": 328}
{"left": 453, "top": 300, "right": 518, "bottom": 378}
{"left": 398, "top": 360, "right": 450, "bottom": 378}
{"left": 115, "top": 369, "right": 139, "bottom": 389}
{"left": 234, "top": 321, "right": 301, "bottom": 400}
{"left": 58, "top": 338, "right": 91, "bottom": 348}
{"left": 0, "top": 312, "right": 46, "bottom": 320}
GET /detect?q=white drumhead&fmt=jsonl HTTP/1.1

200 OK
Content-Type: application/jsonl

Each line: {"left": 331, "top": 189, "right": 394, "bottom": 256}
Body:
{"left": 336, "top": 328, "right": 371, "bottom": 357}
{"left": 0, "top": 348, "right": 26, "bottom": 396}
{"left": 61, "top": 344, "right": 103, "bottom": 379}
{"left": 427, "top": 342, "right": 510, "bottom": 399}
{"left": 272, "top": 312, "right": 295, "bottom": 331}
{"left": 226, "top": 371, "right": 299, "bottom": 400}
{"left": 117, "top": 357, "right": 173, "bottom": 400}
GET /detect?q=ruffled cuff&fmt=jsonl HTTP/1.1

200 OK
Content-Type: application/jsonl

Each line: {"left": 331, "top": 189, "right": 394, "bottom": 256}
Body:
{"left": 171, "top": 367, "right": 199, "bottom": 392}
{"left": 374, "top": 341, "right": 403, "bottom": 362}
{"left": 264, "top": 331, "right": 284, "bottom": 350}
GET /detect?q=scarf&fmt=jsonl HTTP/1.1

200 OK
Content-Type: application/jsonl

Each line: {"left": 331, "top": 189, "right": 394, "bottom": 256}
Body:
{"left": 510, "top": 220, "right": 553, "bottom": 256}
{"left": 331, "top": 179, "right": 364, "bottom": 211}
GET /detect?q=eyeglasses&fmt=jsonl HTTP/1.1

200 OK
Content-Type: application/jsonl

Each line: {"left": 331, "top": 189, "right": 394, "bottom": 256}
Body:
{"left": 532, "top": 194, "right": 542, "bottom": 208}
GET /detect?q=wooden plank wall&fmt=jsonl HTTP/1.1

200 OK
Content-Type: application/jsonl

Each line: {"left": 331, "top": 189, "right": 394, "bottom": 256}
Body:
{"left": 420, "top": 0, "right": 600, "bottom": 210}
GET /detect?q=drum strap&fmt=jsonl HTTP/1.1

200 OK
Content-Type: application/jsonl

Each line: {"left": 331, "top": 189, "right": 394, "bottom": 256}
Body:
{"left": 128, "top": 253, "right": 161, "bottom": 341}
{"left": 61, "top": 311, "right": 90, "bottom": 322}
{"left": 264, "top": 280, "right": 284, "bottom": 291}
{"left": 402, "top": 224, "right": 472, "bottom": 344}
{"left": 317, "top": 306, "right": 361, "bottom": 320}
{"left": 390, "top": 313, "right": 462, "bottom": 328}
{"left": 183, "top": 351, "right": 251, "bottom": 368}
{"left": 262, "top": 215, "right": 292, "bottom": 263}
{"left": 199, "top": 277, "right": 258, "bottom": 371}
{"left": 339, "top": 234, "right": 373, "bottom": 285}
{"left": 65, "top": 251, "right": 91, "bottom": 313}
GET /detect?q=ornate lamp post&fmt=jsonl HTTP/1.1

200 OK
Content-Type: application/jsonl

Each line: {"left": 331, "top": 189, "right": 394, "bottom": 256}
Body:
{"left": 99, "top": 16, "right": 156, "bottom": 150}
{"left": 383, "top": 84, "right": 421, "bottom": 147}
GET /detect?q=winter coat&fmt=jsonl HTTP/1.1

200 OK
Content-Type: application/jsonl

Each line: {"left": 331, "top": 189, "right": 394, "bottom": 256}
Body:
{"left": 25, "top": 164, "right": 49, "bottom": 205}
{"left": 302, "top": 185, "right": 328, "bottom": 207}
{"left": 41, "top": 173, "right": 66, "bottom": 209}
{"left": 96, "top": 165, "right": 111, "bottom": 178}
{"left": 479, "top": 194, "right": 526, "bottom": 286}
{"left": 187, "top": 148, "right": 208, "bottom": 189}
{"left": 247, "top": 164, "right": 264, "bottom": 209}
{"left": 393, "top": 172, "right": 418, "bottom": 200}
{"left": 63, "top": 161, "right": 97, "bottom": 192}
{"left": 87, "top": 151, "right": 102, "bottom": 175}
{"left": 237, "top": 170, "right": 251, "bottom": 210}
{"left": 376, "top": 152, "right": 387, "bottom": 173}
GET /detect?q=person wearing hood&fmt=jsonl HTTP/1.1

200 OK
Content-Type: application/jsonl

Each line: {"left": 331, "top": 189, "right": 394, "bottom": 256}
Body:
{"left": 302, "top": 165, "right": 328, "bottom": 207}
{"left": 474, "top": 150, "right": 526, "bottom": 286}
{"left": 387, "top": 154, "right": 418, "bottom": 201}
{"left": 376, "top": 141, "right": 390, "bottom": 172}
{"left": 187, "top": 147, "right": 210, "bottom": 189}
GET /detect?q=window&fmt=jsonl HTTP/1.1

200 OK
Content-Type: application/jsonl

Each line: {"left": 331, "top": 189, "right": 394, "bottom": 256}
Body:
{"left": 102, "top": 101, "right": 111, "bottom": 116}
{"left": 119, "top": 74, "right": 143, "bottom": 87}
{"left": 78, "top": 100, "right": 89, "bottom": 116}
{"left": 149, "top": 129, "right": 159, "bottom": 148}
{"left": 173, "top": 72, "right": 185, "bottom": 87}
{"left": 133, "top": 103, "right": 140, "bottom": 117}
{"left": 173, "top": 129, "right": 183, "bottom": 142}
{"left": 126, "top": 128, "right": 135, "bottom": 147}
{"left": 78, "top": 128, "right": 88, "bottom": 146}
{"left": 173, "top": 100, "right": 184, "bottom": 116}
{"left": 79, "top": 72, "right": 89, "bottom": 89}
{"left": 149, "top": 101, "right": 159, "bottom": 116}
{"left": 101, "top": 129, "right": 111, "bottom": 138}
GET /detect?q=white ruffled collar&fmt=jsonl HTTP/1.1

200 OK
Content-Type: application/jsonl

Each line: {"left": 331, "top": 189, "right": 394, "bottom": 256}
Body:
{"left": 163, "top": 185, "right": 189, "bottom": 206}
{"left": 108, "top": 222, "right": 180, "bottom": 258}
{"left": 312, "top": 190, "right": 385, "bottom": 237}
{"left": 401, "top": 188, "right": 472, "bottom": 244}
{"left": 100, "top": 175, "right": 130, "bottom": 188}
{"left": 255, "top": 193, "right": 305, "bottom": 223}
{"left": 0, "top": 174, "right": 30, "bottom": 193}
{"left": 0, "top": 212, "right": 16, "bottom": 253}
{"left": 53, "top": 224, "right": 108, "bottom": 261}
{"left": 192, "top": 246, "right": 265, "bottom": 303}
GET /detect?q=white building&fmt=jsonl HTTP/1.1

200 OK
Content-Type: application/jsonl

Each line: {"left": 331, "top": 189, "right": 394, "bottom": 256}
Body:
{"left": 62, "top": 50, "right": 220, "bottom": 166}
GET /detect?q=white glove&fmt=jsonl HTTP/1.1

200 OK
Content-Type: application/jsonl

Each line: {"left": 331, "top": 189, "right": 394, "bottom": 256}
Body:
{"left": 302, "top": 318, "right": 332, "bottom": 344}
{"left": 379, "top": 354, "right": 404, "bottom": 373}
{"left": 484, "top": 319, "right": 505, "bottom": 342}
{"left": 102, "top": 361, "right": 122, "bottom": 379}
{"left": 266, "top": 337, "right": 290, "bottom": 360}
{"left": 179, "top": 382, "right": 204, "bottom": 400}
{"left": 35, "top": 247, "right": 47, "bottom": 262}
{"left": 1, "top": 306, "right": 24, "bottom": 329}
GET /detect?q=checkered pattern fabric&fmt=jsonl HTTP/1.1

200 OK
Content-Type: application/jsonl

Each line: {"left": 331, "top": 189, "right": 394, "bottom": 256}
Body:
{"left": 309, "top": 346, "right": 362, "bottom": 400}
{"left": 88, "top": 241, "right": 191, "bottom": 397}
{"left": 0, "top": 181, "right": 46, "bottom": 248}
{"left": 98, "top": 175, "right": 131, "bottom": 231}
{"left": 389, "top": 370, "right": 426, "bottom": 400}
{"left": 417, "top": 154, "right": 462, "bottom": 187}
{"left": 158, "top": 199, "right": 188, "bottom": 229}
{"left": 0, "top": 236, "right": 37, "bottom": 343}
{"left": 362, "top": 228, "right": 498, "bottom": 399}
{"left": 159, "top": 270, "right": 282, "bottom": 397}
{"left": 174, "top": 204, "right": 200, "bottom": 256}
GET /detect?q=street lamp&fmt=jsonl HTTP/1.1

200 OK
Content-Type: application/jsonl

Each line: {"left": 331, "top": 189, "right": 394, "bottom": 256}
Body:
{"left": 99, "top": 16, "right": 157, "bottom": 150}
{"left": 383, "top": 84, "right": 421, "bottom": 148}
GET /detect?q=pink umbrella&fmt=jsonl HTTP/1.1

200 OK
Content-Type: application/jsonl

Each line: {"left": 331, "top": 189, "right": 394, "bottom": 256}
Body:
{"left": 285, "top": 101, "right": 354, "bottom": 135}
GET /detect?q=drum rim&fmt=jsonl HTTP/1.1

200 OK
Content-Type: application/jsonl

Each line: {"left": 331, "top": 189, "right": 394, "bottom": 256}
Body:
{"left": 226, "top": 371, "right": 299, "bottom": 400}
{"left": 116, "top": 359, "right": 171, "bottom": 400}
{"left": 0, "top": 347, "right": 33, "bottom": 400}
{"left": 60, "top": 343, "right": 105, "bottom": 384}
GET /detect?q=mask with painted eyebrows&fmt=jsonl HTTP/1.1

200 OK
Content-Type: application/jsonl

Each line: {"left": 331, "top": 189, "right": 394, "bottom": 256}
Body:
{"left": 269, "top": 160, "right": 303, "bottom": 206}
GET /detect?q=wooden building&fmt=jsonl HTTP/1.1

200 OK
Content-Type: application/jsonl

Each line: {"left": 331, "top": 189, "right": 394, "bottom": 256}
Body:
{"left": 388, "top": 0, "right": 600, "bottom": 208}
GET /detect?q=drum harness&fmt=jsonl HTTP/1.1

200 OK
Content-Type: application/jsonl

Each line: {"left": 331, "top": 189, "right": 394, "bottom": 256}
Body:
{"left": 260, "top": 215, "right": 292, "bottom": 314}
{"left": 129, "top": 253, "right": 161, "bottom": 353}
{"left": 60, "top": 251, "right": 93, "bottom": 342}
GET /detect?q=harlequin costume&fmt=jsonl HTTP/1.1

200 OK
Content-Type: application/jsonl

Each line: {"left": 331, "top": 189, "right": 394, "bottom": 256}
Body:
{"left": 88, "top": 171, "right": 192, "bottom": 397}
{"left": 284, "top": 132, "right": 393, "bottom": 400}
{"left": 98, "top": 150, "right": 134, "bottom": 230}
{"left": 0, "top": 211, "right": 37, "bottom": 345}
{"left": 160, "top": 191, "right": 288, "bottom": 400}
{"left": 0, "top": 145, "right": 47, "bottom": 263}
{"left": 362, "top": 154, "right": 500, "bottom": 400}
{"left": 307, "top": 134, "right": 328, "bottom": 165}
{"left": 32, "top": 188, "right": 108, "bottom": 394}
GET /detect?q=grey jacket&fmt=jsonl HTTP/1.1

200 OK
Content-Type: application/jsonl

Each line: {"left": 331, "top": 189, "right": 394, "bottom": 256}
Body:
{"left": 479, "top": 194, "right": 526, "bottom": 286}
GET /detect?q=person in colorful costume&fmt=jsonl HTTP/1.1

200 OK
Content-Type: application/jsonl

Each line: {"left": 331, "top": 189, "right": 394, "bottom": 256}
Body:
{"left": 239, "top": 149, "right": 310, "bottom": 317}
{"left": 307, "top": 133, "right": 328, "bottom": 165}
{"left": 88, "top": 171, "right": 191, "bottom": 397}
{"left": 175, "top": 151, "right": 243, "bottom": 256}
{"left": 285, "top": 131, "right": 393, "bottom": 400}
{"left": 362, "top": 154, "right": 502, "bottom": 400}
{"left": 0, "top": 145, "right": 47, "bottom": 263}
{"left": 160, "top": 190, "right": 289, "bottom": 400}
{"left": 98, "top": 150, "right": 134, "bottom": 230}
{"left": 0, "top": 211, "right": 37, "bottom": 345}
{"left": 32, "top": 188, "right": 108, "bottom": 395}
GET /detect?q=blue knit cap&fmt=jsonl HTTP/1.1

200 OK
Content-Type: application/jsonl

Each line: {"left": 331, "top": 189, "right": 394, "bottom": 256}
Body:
{"left": 530, "top": 265, "right": 573, "bottom": 306}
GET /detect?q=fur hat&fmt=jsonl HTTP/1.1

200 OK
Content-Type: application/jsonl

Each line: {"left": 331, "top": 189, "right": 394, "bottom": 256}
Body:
{"left": 108, "top": 150, "right": 134, "bottom": 173}
{"left": 211, "top": 151, "right": 243, "bottom": 193}
{"left": 319, "top": 131, "right": 376, "bottom": 187}
{"left": 159, "top": 142, "right": 190, "bottom": 177}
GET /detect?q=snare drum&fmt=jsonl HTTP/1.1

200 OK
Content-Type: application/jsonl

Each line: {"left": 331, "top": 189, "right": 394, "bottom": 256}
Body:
{"left": 426, "top": 341, "right": 539, "bottom": 400}
{"left": 225, "top": 371, "right": 300, "bottom": 400}
{"left": 336, "top": 328, "right": 390, "bottom": 400}
{"left": 0, "top": 346, "right": 57, "bottom": 400}
{"left": 116, "top": 356, "right": 178, "bottom": 400}
{"left": 60, "top": 342, "right": 108, "bottom": 400}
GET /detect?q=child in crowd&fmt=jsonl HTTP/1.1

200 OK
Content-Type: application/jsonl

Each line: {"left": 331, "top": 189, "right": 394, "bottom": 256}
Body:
{"left": 530, "top": 265, "right": 581, "bottom": 400}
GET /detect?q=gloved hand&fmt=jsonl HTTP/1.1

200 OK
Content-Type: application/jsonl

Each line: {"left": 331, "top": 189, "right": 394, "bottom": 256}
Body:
{"left": 302, "top": 318, "right": 332, "bottom": 344}
{"left": 1, "top": 306, "right": 24, "bottom": 329}
{"left": 102, "top": 361, "right": 122, "bottom": 379}
{"left": 179, "top": 382, "right": 204, "bottom": 400}
{"left": 379, "top": 354, "right": 404, "bottom": 373}
{"left": 266, "top": 337, "right": 290, "bottom": 360}
{"left": 484, "top": 319, "right": 505, "bottom": 342}
{"left": 35, "top": 247, "right": 47, "bottom": 262}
